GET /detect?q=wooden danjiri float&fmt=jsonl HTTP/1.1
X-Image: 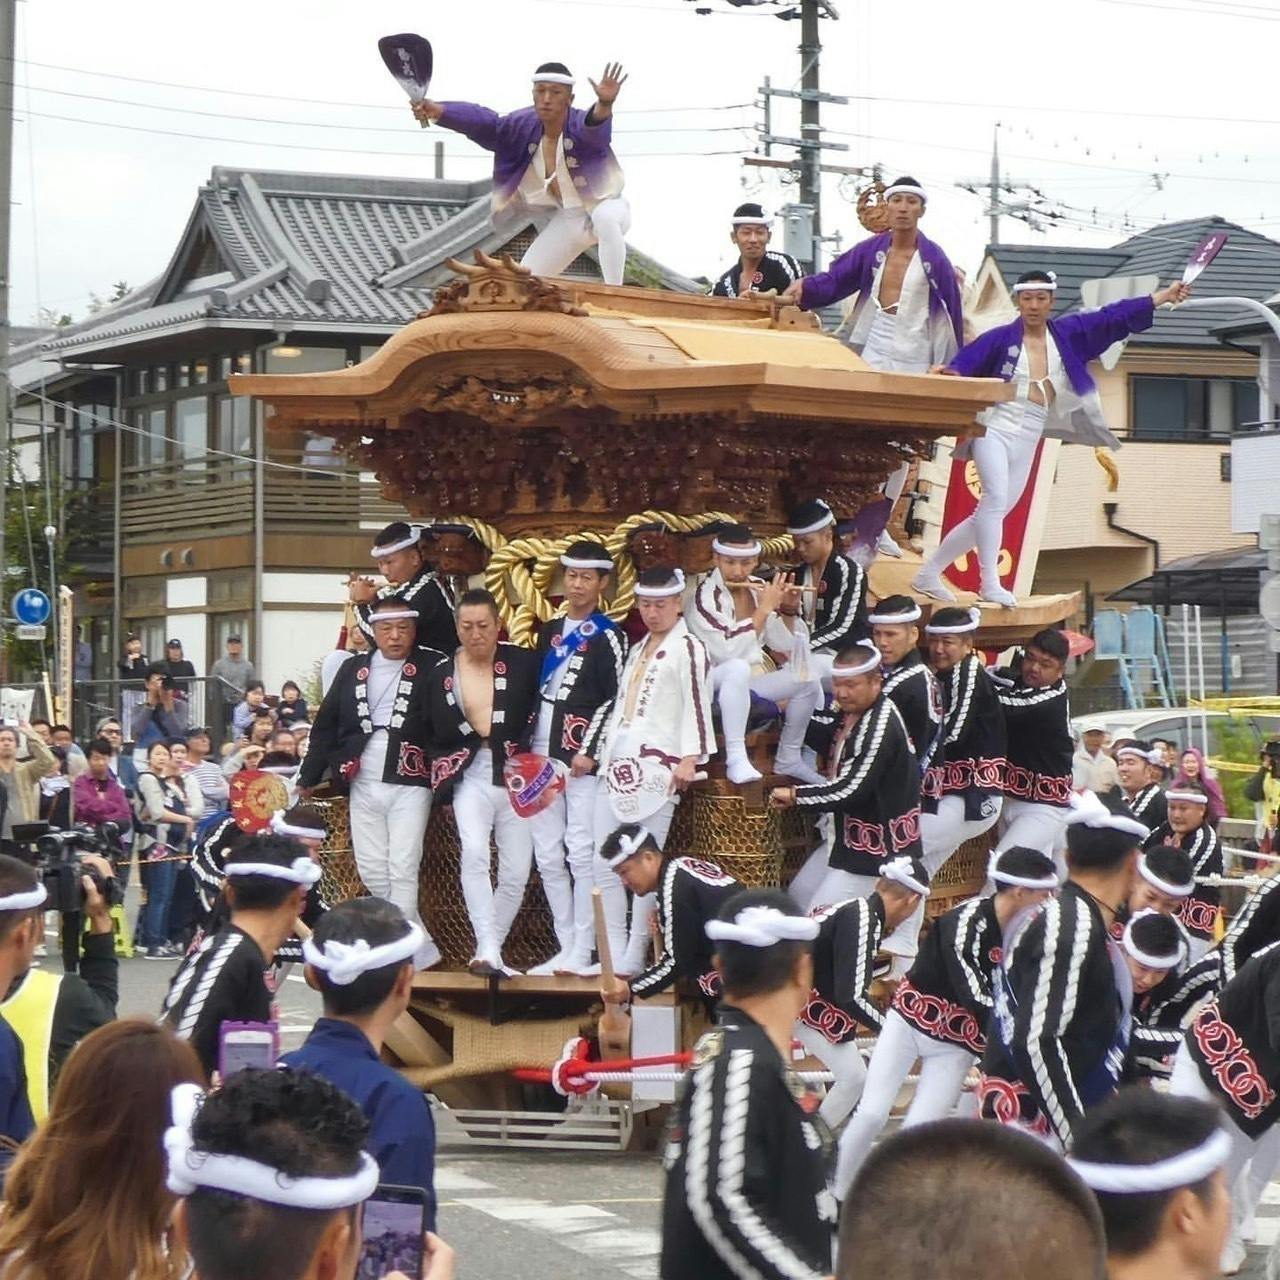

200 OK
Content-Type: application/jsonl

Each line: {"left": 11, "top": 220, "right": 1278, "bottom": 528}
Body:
{"left": 234, "top": 256, "right": 1080, "bottom": 1147}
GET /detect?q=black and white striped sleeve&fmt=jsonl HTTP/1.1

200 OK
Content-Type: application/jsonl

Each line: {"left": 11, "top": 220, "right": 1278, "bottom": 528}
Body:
{"left": 945, "top": 901, "right": 994, "bottom": 1013}
{"left": 683, "top": 1051, "right": 828, "bottom": 1280}
{"left": 944, "top": 656, "right": 978, "bottom": 745}
{"left": 632, "top": 867, "right": 683, "bottom": 999}
{"left": 1186, "top": 827, "right": 1222, "bottom": 878}
{"left": 995, "top": 681, "right": 1067, "bottom": 719}
{"left": 1010, "top": 896, "right": 1091, "bottom": 1146}
{"left": 581, "top": 629, "right": 628, "bottom": 760}
{"left": 829, "top": 901, "right": 885, "bottom": 1031}
{"left": 809, "top": 555, "right": 866, "bottom": 651}
{"left": 792, "top": 703, "right": 889, "bottom": 811}
{"left": 1222, "top": 877, "right": 1280, "bottom": 983}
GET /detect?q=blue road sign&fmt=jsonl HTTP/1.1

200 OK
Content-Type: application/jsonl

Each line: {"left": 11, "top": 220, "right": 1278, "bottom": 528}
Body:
{"left": 11, "top": 589, "right": 51, "bottom": 626}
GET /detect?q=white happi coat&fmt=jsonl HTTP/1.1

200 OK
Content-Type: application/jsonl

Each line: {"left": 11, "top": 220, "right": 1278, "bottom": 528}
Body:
{"left": 598, "top": 618, "right": 715, "bottom": 769}
{"left": 685, "top": 568, "right": 799, "bottom": 669}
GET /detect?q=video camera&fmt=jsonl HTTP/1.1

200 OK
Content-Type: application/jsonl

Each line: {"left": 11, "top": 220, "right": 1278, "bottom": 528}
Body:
{"left": 11, "top": 821, "right": 125, "bottom": 914}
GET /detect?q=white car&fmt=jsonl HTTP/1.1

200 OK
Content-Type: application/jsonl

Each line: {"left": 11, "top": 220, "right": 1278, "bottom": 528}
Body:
{"left": 1070, "top": 708, "right": 1280, "bottom": 758}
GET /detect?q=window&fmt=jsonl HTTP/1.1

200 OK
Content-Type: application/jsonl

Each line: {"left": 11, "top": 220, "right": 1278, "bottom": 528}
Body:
{"left": 215, "top": 395, "right": 253, "bottom": 464}
{"left": 264, "top": 346, "right": 348, "bottom": 375}
{"left": 1130, "top": 375, "right": 1257, "bottom": 440}
{"left": 133, "top": 407, "right": 168, "bottom": 468}
{"left": 174, "top": 395, "right": 208, "bottom": 471}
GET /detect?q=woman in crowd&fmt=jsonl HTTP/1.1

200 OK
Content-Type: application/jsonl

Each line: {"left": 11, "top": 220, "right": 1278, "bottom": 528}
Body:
{"left": 275, "top": 680, "right": 310, "bottom": 729}
{"left": 0, "top": 1019, "right": 203, "bottom": 1280}
{"left": 136, "top": 739, "right": 203, "bottom": 960}
{"left": 1172, "top": 746, "right": 1227, "bottom": 827}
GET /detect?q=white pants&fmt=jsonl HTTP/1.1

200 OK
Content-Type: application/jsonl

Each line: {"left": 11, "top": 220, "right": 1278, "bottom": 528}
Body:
{"left": 834, "top": 1009, "right": 975, "bottom": 1197}
{"left": 528, "top": 770, "right": 597, "bottom": 953}
{"left": 592, "top": 773, "right": 676, "bottom": 974}
{"left": 453, "top": 748, "right": 534, "bottom": 955}
{"left": 924, "top": 419, "right": 1043, "bottom": 589}
{"left": 712, "top": 660, "right": 824, "bottom": 756}
{"left": 1169, "top": 1042, "right": 1258, "bottom": 1262}
{"left": 519, "top": 197, "right": 632, "bottom": 286}
{"left": 1240, "top": 1123, "right": 1280, "bottom": 1239}
{"left": 348, "top": 738, "right": 432, "bottom": 938}
{"left": 795, "top": 1022, "right": 868, "bottom": 1129}
{"left": 891, "top": 794, "right": 1003, "bottom": 962}
{"left": 996, "top": 798, "right": 1068, "bottom": 858}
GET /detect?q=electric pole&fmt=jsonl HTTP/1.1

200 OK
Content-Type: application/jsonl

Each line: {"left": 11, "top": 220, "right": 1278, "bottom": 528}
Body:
{"left": 957, "top": 124, "right": 1065, "bottom": 246}
{"left": 799, "top": 0, "right": 822, "bottom": 259}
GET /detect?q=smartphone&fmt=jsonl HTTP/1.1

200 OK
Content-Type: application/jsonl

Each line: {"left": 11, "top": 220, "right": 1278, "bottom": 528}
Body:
{"left": 359, "top": 1184, "right": 427, "bottom": 1280}
{"left": 218, "top": 1021, "right": 279, "bottom": 1080}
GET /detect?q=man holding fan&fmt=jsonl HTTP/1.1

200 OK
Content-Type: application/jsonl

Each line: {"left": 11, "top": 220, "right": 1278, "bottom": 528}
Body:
{"left": 414, "top": 61, "right": 632, "bottom": 285}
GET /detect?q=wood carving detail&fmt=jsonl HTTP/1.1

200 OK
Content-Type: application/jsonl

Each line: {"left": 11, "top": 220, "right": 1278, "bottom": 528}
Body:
{"left": 417, "top": 375, "right": 596, "bottom": 426}
{"left": 421, "top": 250, "right": 588, "bottom": 318}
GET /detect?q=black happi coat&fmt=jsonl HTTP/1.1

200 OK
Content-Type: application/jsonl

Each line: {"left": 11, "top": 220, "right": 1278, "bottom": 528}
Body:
{"left": 796, "top": 695, "right": 922, "bottom": 876}
{"left": 298, "top": 645, "right": 443, "bottom": 793}
{"left": 794, "top": 550, "right": 868, "bottom": 653}
{"left": 924, "top": 653, "right": 1008, "bottom": 821}
{"left": 357, "top": 565, "right": 460, "bottom": 657}
{"left": 1185, "top": 942, "right": 1280, "bottom": 1138}
{"left": 882, "top": 651, "right": 941, "bottom": 770}
{"left": 997, "top": 676, "right": 1074, "bottom": 807}
{"left": 1145, "top": 821, "right": 1221, "bottom": 944}
{"left": 425, "top": 643, "right": 540, "bottom": 801}
{"left": 631, "top": 857, "right": 742, "bottom": 1001}
{"left": 661, "top": 1008, "right": 834, "bottom": 1280}
{"left": 801, "top": 893, "right": 887, "bottom": 1045}
{"left": 532, "top": 613, "right": 628, "bottom": 766}
{"left": 893, "top": 894, "right": 1001, "bottom": 1056}
{"left": 979, "top": 883, "right": 1124, "bottom": 1146}
{"left": 1127, "top": 782, "right": 1168, "bottom": 832}
{"left": 711, "top": 250, "right": 802, "bottom": 298}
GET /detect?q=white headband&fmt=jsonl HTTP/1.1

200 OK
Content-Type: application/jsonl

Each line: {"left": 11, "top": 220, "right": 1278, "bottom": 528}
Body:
{"left": 1165, "top": 789, "right": 1209, "bottom": 806}
{"left": 1012, "top": 272, "right": 1058, "bottom": 295}
{"left": 635, "top": 569, "right": 686, "bottom": 599}
{"left": 269, "top": 810, "right": 326, "bottom": 841}
{"left": 1138, "top": 852, "right": 1193, "bottom": 900}
{"left": 883, "top": 184, "right": 927, "bottom": 202}
{"left": 606, "top": 827, "right": 654, "bottom": 869}
{"left": 560, "top": 553, "right": 613, "bottom": 571}
{"left": 712, "top": 538, "right": 762, "bottom": 558}
{"left": 786, "top": 505, "right": 835, "bottom": 536}
{"left": 924, "top": 607, "right": 981, "bottom": 635}
{"left": 369, "top": 529, "right": 421, "bottom": 557}
{"left": 1116, "top": 746, "right": 1164, "bottom": 765}
{"left": 731, "top": 213, "right": 773, "bottom": 226}
{"left": 1064, "top": 789, "right": 1149, "bottom": 840}
{"left": 868, "top": 604, "right": 922, "bottom": 625}
{"left": 303, "top": 922, "right": 424, "bottom": 985}
{"left": 225, "top": 856, "right": 323, "bottom": 887}
{"left": 369, "top": 609, "right": 419, "bottom": 623}
{"left": 879, "top": 856, "right": 930, "bottom": 897}
{"left": 988, "top": 852, "right": 1059, "bottom": 891}
{"left": 260, "top": 765, "right": 299, "bottom": 777}
{"left": 0, "top": 883, "right": 47, "bottom": 912}
{"left": 533, "top": 72, "right": 574, "bottom": 86}
{"left": 831, "top": 647, "right": 883, "bottom": 678}
{"left": 166, "top": 1084, "right": 379, "bottom": 1208}
{"left": 1069, "top": 1128, "right": 1232, "bottom": 1195}
{"left": 1121, "top": 910, "right": 1186, "bottom": 970}
{"left": 706, "top": 905, "right": 819, "bottom": 948}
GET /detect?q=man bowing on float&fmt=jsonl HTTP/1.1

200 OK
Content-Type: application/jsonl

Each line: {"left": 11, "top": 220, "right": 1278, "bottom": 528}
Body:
{"left": 414, "top": 61, "right": 631, "bottom": 285}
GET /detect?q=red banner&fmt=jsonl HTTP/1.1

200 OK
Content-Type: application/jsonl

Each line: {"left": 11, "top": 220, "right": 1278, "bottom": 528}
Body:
{"left": 936, "top": 442, "right": 1046, "bottom": 593}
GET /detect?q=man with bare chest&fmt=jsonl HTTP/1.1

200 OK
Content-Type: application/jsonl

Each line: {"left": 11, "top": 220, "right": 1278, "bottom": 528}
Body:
{"left": 426, "top": 590, "right": 540, "bottom": 974}
{"left": 783, "top": 177, "right": 964, "bottom": 557}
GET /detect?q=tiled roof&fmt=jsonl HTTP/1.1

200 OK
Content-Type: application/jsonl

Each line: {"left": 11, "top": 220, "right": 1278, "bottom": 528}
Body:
{"left": 30, "top": 165, "right": 700, "bottom": 364}
{"left": 988, "top": 216, "right": 1280, "bottom": 347}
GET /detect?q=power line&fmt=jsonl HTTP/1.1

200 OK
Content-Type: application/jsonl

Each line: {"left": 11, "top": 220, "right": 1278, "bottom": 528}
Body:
{"left": 2, "top": 55, "right": 750, "bottom": 117}
{"left": 16, "top": 107, "right": 750, "bottom": 161}
{"left": 1, "top": 79, "right": 751, "bottom": 136}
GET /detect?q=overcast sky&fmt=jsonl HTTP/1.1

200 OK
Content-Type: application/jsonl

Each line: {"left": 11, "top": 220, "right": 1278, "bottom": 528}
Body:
{"left": 11, "top": 0, "right": 1280, "bottom": 324}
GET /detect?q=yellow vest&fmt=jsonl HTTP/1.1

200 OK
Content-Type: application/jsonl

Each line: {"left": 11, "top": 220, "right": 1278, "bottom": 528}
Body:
{"left": 1, "top": 969, "right": 61, "bottom": 1124}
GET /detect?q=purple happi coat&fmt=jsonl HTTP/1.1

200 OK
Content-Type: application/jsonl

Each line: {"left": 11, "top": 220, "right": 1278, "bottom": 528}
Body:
{"left": 799, "top": 231, "right": 964, "bottom": 363}
{"left": 437, "top": 101, "right": 624, "bottom": 223}
{"left": 949, "top": 295, "right": 1155, "bottom": 448}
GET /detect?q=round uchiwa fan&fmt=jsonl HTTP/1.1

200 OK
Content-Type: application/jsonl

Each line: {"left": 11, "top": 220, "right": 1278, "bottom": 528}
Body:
{"left": 378, "top": 33, "right": 434, "bottom": 126}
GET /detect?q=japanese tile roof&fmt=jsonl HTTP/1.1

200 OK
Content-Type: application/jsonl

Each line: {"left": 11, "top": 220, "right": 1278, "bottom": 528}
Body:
{"left": 987, "top": 216, "right": 1280, "bottom": 347}
{"left": 21, "top": 166, "right": 701, "bottom": 367}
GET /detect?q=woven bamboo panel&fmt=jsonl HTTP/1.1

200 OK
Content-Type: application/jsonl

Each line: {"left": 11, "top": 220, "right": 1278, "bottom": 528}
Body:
{"left": 926, "top": 831, "right": 992, "bottom": 919}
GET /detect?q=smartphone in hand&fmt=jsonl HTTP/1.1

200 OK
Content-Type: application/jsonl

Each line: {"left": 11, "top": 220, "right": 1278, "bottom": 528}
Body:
{"left": 359, "top": 1184, "right": 428, "bottom": 1280}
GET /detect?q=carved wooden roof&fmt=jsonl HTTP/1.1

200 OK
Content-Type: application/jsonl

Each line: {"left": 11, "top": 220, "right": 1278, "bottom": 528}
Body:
{"left": 231, "top": 256, "right": 1011, "bottom": 528}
